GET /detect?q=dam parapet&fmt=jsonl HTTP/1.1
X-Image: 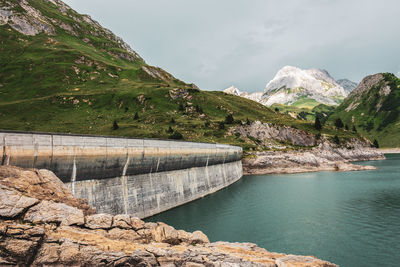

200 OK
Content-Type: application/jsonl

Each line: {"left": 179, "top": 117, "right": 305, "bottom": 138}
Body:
{"left": 0, "top": 131, "right": 243, "bottom": 218}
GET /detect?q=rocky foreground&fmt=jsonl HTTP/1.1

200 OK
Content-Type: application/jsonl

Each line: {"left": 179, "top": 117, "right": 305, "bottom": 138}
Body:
{"left": 0, "top": 166, "right": 337, "bottom": 267}
{"left": 243, "top": 141, "right": 384, "bottom": 175}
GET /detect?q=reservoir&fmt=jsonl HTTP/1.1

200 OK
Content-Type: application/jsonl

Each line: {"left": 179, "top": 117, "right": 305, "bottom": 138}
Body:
{"left": 147, "top": 154, "right": 400, "bottom": 267}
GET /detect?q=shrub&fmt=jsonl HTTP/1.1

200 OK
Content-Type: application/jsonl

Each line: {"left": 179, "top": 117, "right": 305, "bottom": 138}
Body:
{"left": 195, "top": 105, "right": 203, "bottom": 113}
{"left": 225, "top": 114, "right": 234, "bottom": 124}
{"left": 219, "top": 121, "right": 225, "bottom": 130}
{"left": 170, "top": 117, "right": 175, "bottom": 124}
{"left": 167, "top": 126, "right": 174, "bottom": 133}
{"left": 134, "top": 112, "right": 139, "bottom": 120}
{"left": 365, "top": 121, "right": 374, "bottom": 132}
{"left": 169, "top": 131, "right": 183, "bottom": 140}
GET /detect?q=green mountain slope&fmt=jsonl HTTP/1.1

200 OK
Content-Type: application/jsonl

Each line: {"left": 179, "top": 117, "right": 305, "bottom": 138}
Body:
{"left": 328, "top": 73, "right": 400, "bottom": 148}
{"left": 0, "top": 0, "right": 357, "bottom": 150}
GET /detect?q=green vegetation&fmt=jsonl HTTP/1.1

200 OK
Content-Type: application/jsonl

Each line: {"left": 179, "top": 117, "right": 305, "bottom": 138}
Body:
{"left": 314, "top": 117, "right": 322, "bottom": 131}
{"left": 328, "top": 73, "right": 400, "bottom": 147}
{"left": 270, "top": 102, "right": 335, "bottom": 122}
{"left": 0, "top": 0, "right": 359, "bottom": 151}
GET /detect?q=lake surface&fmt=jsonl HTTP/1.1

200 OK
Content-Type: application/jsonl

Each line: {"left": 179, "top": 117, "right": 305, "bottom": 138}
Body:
{"left": 147, "top": 154, "right": 400, "bottom": 267}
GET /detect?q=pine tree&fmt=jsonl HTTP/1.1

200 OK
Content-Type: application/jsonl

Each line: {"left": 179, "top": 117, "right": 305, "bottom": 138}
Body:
{"left": 333, "top": 135, "right": 340, "bottom": 145}
{"left": 373, "top": 139, "right": 379, "bottom": 148}
{"left": 134, "top": 112, "right": 139, "bottom": 120}
{"left": 246, "top": 118, "right": 251, "bottom": 125}
{"left": 113, "top": 120, "right": 119, "bottom": 130}
{"left": 335, "top": 118, "right": 344, "bottom": 129}
{"left": 314, "top": 117, "right": 322, "bottom": 131}
{"left": 170, "top": 117, "right": 175, "bottom": 124}
{"left": 352, "top": 125, "right": 357, "bottom": 132}
{"left": 167, "top": 126, "right": 174, "bottom": 133}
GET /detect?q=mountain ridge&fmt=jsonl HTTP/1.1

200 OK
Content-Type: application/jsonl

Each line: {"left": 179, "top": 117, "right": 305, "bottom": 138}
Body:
{"left": 328, "top": 72, "right": 400, "bottom": 147}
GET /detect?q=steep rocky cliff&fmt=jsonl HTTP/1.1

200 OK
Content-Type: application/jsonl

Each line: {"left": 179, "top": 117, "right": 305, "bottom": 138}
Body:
{"left": 0, "top": 166, "right": 337, "bottom": 266}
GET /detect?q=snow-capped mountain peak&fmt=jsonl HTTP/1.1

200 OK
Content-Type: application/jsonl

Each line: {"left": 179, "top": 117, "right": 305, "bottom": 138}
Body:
{"left": 261, "top": 66, "right": 348, "bottom": 106}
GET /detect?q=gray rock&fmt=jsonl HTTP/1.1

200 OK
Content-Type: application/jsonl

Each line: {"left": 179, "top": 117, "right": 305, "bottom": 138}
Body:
{"left": 85, "top": 213, "right": 113, "bottom": 229}
{"left": 112, "top": 214, "right": 132, "bottom": 229}
{"left": 24, "top": 200, "right": 84, "bottom": 226}
{"left": 0, "top": 185, "right": 39, "bottom": 218}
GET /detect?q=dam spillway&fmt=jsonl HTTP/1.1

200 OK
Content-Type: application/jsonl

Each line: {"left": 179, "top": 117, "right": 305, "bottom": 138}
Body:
{"left": 0, "top": 131, "right": 243, "bottom": 218}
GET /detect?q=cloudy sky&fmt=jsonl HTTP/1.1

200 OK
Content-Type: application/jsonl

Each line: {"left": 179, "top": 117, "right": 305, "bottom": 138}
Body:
{"left": 64, "top": 0, "right": 400, "bottom": 92}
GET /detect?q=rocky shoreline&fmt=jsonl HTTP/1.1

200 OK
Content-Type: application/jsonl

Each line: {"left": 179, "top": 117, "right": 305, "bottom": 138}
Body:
{"left": 379, "top": 148, "right": 400, "bottom": 154}
{"left": 243, "top": 142, "right": 385, "bottom": 176}
{"left": 0, "top": 165, "right": 337, "bottom": 267}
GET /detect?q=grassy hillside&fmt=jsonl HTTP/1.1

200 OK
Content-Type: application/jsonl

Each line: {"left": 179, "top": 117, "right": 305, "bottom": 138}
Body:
{"left": 328, "top": 73, "right": 400, "bottom": 148}
{"left": 0, "top": 0, "right": 358, "bottom": 151}
{"left": 271, "top": 102, "right": 335, "bottom": 122}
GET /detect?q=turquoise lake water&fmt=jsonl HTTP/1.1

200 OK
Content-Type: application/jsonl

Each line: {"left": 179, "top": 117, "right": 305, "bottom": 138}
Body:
{"left": 147, "top": 154, "right": 400, "bottom": 267}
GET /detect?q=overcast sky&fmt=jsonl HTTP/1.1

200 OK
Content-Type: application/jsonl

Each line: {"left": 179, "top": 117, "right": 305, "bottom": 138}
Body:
{"left": 64, "top": 0, "right": 400, "bottom": 92}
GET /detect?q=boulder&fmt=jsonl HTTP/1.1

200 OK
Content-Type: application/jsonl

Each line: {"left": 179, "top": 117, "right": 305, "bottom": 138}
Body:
{"left": 24, "top": 200, "right": 84, "bottom": 226}
{"left": 112, "top": 214, "right": 131, "bottom": 229}
{"left": 85, "top": 213, "right": 113, "bottom": 229}
{"left": 0, "top": 185, "right": 38, "bottom": 218}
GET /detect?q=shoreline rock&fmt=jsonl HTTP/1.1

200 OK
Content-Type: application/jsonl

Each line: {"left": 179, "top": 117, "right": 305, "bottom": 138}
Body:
{"left": 0, "top": 165, "right": 338, "bottom": 267}
{"left": 379, "top": 148, "right": 400, "bottom": 154}
{"left": 243, "top": 142, "right": 385, "bottom": 176}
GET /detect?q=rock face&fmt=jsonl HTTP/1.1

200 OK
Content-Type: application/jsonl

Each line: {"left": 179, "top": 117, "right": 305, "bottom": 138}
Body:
{"left": 0, "top": 165, "right": 338, "bottom": 266}
{"left": 0, "top": 0, "right": 142, "bottom": 61}
{"left": 229, "top": 121, "right": 316, "bottom": 147}
{"left": 261, "top": 66, "right": 348, "bottom": 106}
{"left": 243, "top": 139, "right": 385, "bottom": 175}
{"left": 336, "top": 79, "right": 358, "bottom": 94}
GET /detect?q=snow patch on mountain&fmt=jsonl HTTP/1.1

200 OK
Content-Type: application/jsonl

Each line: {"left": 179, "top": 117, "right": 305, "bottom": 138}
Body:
{"left": 223, "top": 86, "right": 263, "bottom": 102}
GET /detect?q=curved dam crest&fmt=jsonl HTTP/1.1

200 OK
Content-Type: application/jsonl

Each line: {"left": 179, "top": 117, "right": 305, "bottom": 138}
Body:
{"left": 0, "top": 131, "right": 243, "bottom": 218}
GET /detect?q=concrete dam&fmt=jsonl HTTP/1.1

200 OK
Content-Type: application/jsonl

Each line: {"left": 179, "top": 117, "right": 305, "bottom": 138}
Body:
{"left": 0, "top": 131, "right": 243, "bottom": 218}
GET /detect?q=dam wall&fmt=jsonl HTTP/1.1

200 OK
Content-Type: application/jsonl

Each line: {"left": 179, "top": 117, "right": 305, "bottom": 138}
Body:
{"left": 0, "top": 131, "right": 243, "bottom": 218}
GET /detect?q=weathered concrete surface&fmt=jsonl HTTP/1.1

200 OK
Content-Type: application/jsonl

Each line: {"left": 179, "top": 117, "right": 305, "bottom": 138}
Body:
{"left": 0, "top": 131, "right": 243, "bottom": 217}
{"left": 70, "top": 160, "right": 242, "bottom": 218}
